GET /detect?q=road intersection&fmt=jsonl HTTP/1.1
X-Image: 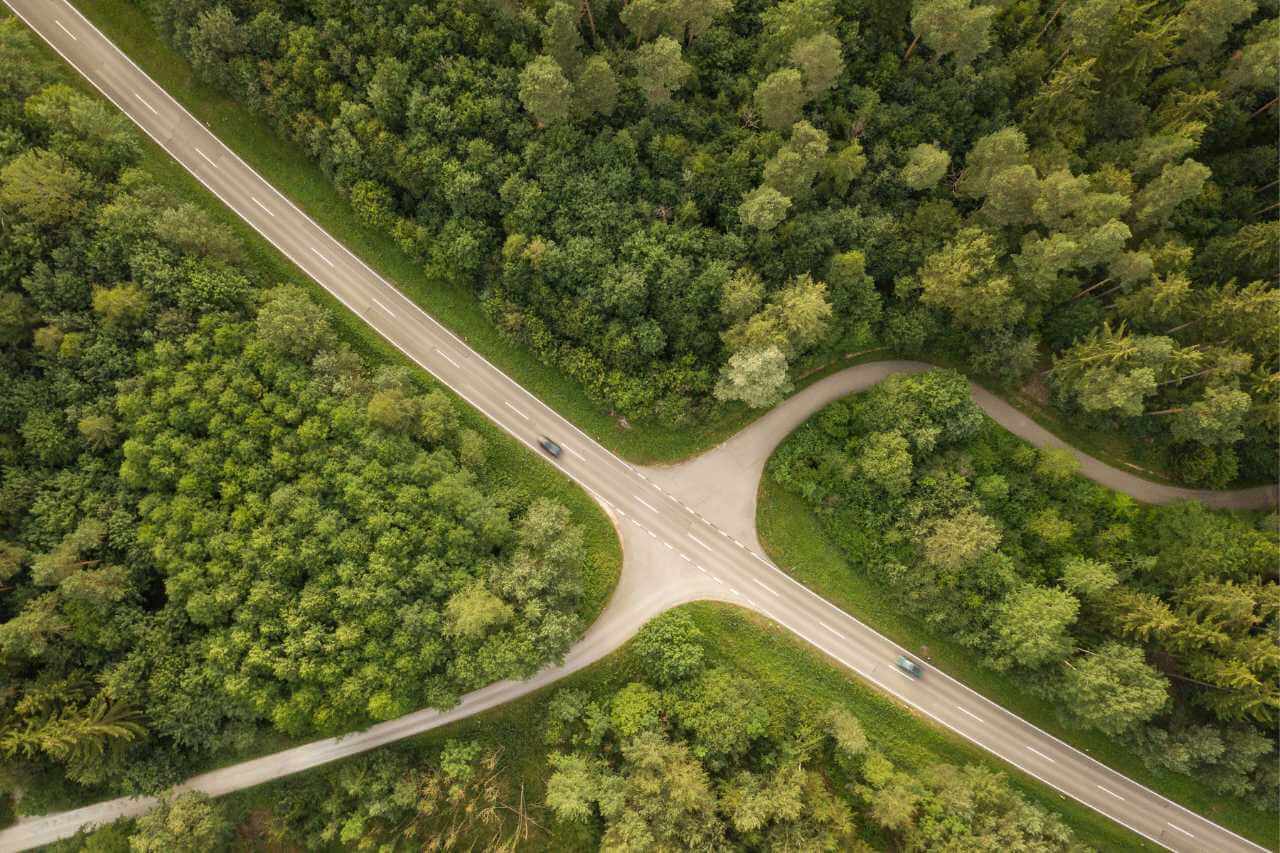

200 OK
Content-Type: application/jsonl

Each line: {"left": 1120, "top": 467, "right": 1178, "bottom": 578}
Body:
{"left": 1, "top": 2, "right": 1274, "bottom": 850}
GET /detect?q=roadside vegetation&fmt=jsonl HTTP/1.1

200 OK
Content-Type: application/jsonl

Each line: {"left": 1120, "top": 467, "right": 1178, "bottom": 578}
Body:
{"left": 0, "top": 21, "right": 618, "bottom": 820}
{"left": 109, "top": 0, "right": 1280, "bottom": 482}
{"left": 55, "top": 604, "right": 1154, "bottom": 852}
{"left": 761, "top": 368, "right": 1279, "bottom": 847}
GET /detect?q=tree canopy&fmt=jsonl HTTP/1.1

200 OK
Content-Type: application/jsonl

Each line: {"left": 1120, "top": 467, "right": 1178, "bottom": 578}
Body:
{"left": 0, "top": 23, "right": 592, "bottom": 807}
{"left": 145, "top": 0, "right": 1278, "bottom": 484}
{"left": 769, "top": 369, "right": 1279, "bottom": 807}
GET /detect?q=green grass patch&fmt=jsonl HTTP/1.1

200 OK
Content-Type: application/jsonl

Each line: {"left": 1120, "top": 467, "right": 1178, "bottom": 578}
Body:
{"left": 756, "top": 476, "right": 1278, "bottom": 849}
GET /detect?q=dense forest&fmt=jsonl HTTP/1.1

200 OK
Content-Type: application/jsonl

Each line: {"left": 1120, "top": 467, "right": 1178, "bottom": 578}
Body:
{"left": 0, "top": 22, "right": 593, "bottom": 812}
{"left": 55, "top": 610, "right": 1091, "bottom": 851}
{"left": 143, "top": 0, "right": 1278, "bottom": 483}
{"left": 768, "top": 369, "right": 1279, "bottom": 807}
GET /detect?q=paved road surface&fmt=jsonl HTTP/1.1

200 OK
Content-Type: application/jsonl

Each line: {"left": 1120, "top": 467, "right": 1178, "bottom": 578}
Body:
{"left": 2, "top": 2, "right": 1274, "bottom": 851}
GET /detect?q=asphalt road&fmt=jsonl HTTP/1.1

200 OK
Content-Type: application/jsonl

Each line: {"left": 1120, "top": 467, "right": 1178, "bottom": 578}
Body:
{"left": 2, "top": 2, "right": 1274, "bottom": 851}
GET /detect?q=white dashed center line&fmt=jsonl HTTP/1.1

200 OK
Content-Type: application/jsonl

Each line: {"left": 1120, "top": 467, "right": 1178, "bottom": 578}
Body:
{"left": 435, "top": 348, "right": 460, "bottom": 368}
{"left": 563, "top": 443, "right": 585, "bottom": 461}
{"left": 750, "top": 578, "right": 778, "bottom": 596}
{"left": 818, "top": 621, "right": 845, "bottom": 640}
{"left": 371, "top": 298, "right": 395, "bottom": 317}
{"left": 688, "top": 534, "right": 713, "bottom": 552}
{"left": 251, "top": 196, "right": 275, "bottom": 217}
{"left": 1096, "top": 785, "right": 1125, "bottom": 801}
{"left": 55, "top": 20, "right": 77, "bottom": 39}
{"left": 133, "top": 92, "right": 157, "bottom": 114}
{"left": 503, "top": 402, "right": 529, "bottom": 420}
{"left": 695, "top": 564, "right": 707, "bottom": 574}
{"left": 309, "top": 246, "right": 333, "bottom": 267}
{"left": 194, "top": 147, "right": 217, "bottom": 168}
{"left": 1025, "top": 746, "right": 1056, "bottom": 763}
{"left": 679, "top": 553, "right": 693, "bottom": 563}
{"left": 635, "top": 496, "right": 658, "bottom": 513}
{"left": 1166, "top": 823, "right": 1195, "bottom": 839}
{"left": 956, "top": 706, "right": 985, "bottom": 724}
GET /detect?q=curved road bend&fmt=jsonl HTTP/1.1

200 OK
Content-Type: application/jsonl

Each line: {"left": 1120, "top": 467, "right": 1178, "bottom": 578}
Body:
{"left": 2, "top": 2, "right": 1274, "bottom": 851}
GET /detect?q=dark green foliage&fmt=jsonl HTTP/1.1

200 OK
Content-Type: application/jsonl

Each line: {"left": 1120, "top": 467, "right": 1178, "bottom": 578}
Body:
{"left": 537, "top": 614, "right": 1078, "bottom": 850}
{"left": 141, "top": 0, "right": 1277, "bottom": 478}
{"left": 630, "top": 608, "right": 706, "bottom": 686}
{"left": 0, "top": 23, "right": 587, "bottom": 808}
{"left": 769, "top": 369, "right": 1280, "bottom": 806}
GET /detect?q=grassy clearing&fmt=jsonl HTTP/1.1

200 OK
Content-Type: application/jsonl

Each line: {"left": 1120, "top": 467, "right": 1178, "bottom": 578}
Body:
{"left": 204, "top": 603, "right": 1149, "bottom": 852}
{"left": 756, "top": 475, "right": 1278, "bottom": 849}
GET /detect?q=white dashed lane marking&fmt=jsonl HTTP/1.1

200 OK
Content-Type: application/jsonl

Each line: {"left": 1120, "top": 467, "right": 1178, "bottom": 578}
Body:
{"left": 55, "top": 20, "right": 76, "bottom": 39}
{"left": 818, "top": 621, "right": 845, "bottom": 640}
{"left": 635, "top": 496, "right": 658, "bottom": 513}
{"left": 435, "top": 348, "right": 460, "bottom": 368}
{"left": 688, "top": 534, "right": 713, "bottom": 552}
{"left": 1096, "top": 785, "right": 1125, "bottom": 801}
{"left": 251, "top": 196, "right": 275, "bottom": 217}
{"left": 957, "top": 706, "right": 985, "bottom": 724}
{"left": 133, "top": 92, "right": 157, "bottom": 114}
{"left": 194, "top": 147, "right": 218, "bottom": 168}
{"left": 1026, "top": 746, "right": 1056, "bottom": 764}
{"left": 371, "top": 298, "right": 395, "bottom": 317}
{"left": 1167, "top": 823, "right": 1195, "bottom": 839}
{"left": 751, "top": 578, "right": 778, "bottom": 596}
{"left": 503, "top": 402, "right": 529, "bottom": 420}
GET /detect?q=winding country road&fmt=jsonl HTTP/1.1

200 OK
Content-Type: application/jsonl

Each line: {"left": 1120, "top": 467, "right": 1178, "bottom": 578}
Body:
{"left": 2, "top": 2, "right": 1275, "bottom": 851}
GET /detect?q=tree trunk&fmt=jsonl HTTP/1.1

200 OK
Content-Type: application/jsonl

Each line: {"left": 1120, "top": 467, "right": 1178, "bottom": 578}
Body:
{"left": 1034, "top": 0, "right": 1070, "bottom": 44}
{"left": 1094, "top": 280, "right": 1127, "bottom": 300}
{"left": 579, "top": 0, "right": 598, "bottom": 44}
{"left": 1073, "top": 277, "right": 1111, "bottom": 299}
{"left": 1251, "top": 96, "right": 1278, "bottom": 120}
{"left": 1157, "top": 367, "right": 1215, "bottom": 387}
{"left": 1147, "top": 406, "right": 1185, "bottom": 416}
{"left": 1164, "top": 318, "right": 1198, "bottom": 334}
{"left": 903, "top": 33, "right": 921, "bottom": 62}
{"left": 1252, "top": 200, "right": 1279, "bottom": 217}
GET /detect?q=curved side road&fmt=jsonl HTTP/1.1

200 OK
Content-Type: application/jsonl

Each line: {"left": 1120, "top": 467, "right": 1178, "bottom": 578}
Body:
{"left": 2, "top": 3, "right": 1272, "bottom": 852}
{"left": 644, "top": 360, "right": 1279, "bottom": 559}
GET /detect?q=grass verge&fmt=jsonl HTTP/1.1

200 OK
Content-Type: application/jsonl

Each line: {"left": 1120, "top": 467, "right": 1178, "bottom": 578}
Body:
{"left": 191, "top": 603, "right": 1152, "bottom": 852}
{"left": 756, "top": 476, "right": 1278, "bottom": 849}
